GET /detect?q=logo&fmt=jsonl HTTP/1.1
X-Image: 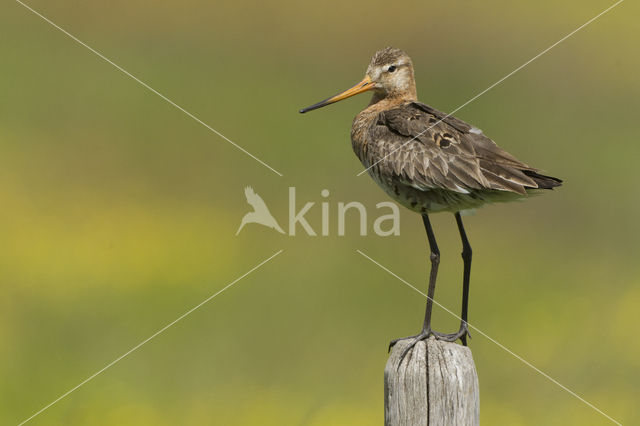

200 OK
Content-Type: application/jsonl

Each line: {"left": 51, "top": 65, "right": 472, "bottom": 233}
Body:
{"left": 236, "top": 187, "right": 400, "bottom": 237}
{"left": 236, "top": 187, "right": 286, "bottom": 235}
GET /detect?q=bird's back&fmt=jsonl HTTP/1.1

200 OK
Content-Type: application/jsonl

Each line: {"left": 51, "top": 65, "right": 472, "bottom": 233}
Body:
{"left": 352, "top": 101, "right": 561, "bottom": 213}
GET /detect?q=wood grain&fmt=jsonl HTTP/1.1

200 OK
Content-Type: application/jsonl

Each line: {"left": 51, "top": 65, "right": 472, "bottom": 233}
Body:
{"left": 385, "top": 337, "right": 479, "bottom": 426}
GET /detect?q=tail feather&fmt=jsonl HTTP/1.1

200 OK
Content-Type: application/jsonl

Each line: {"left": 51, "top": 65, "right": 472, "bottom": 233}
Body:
{"left": 523, "top": 170, "right": 563, "bottom": 189}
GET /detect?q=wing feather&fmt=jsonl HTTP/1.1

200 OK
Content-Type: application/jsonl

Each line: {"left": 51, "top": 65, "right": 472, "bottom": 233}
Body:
{"left": 368, "top": 102, "right": 559, "bottom": 195}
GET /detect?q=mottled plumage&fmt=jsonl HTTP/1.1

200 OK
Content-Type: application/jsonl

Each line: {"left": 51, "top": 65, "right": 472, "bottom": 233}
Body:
{"left": 335, "top": 48, "right": 562, "bottom": 214}
{"left": 300, "top": 47, "right": 562, "bottom": 354}
{"left": 353, "top": 100, "right": 561, "bottom": 213}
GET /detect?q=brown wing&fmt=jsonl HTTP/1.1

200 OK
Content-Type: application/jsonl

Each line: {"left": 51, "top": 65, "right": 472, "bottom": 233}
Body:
{"left": 369, "top": 102, "right": 561, "bottom": 195}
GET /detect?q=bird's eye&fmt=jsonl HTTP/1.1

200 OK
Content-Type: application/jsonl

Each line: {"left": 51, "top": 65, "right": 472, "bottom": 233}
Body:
{"left": 387, "top": 65, "right": 397, "bottom": 73}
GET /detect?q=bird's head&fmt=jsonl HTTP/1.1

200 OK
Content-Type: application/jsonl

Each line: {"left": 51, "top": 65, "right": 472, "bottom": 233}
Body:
{"left": 300, "top": 47, "right": 417, "bottom": 114}
{"left": 366, "top": 47, "right": 416, "bottom": 99}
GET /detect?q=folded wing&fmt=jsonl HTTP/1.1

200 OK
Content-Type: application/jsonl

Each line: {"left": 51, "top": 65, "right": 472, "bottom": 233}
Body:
{"left": 369, "top": 102, "right": 561, "bottom": 195}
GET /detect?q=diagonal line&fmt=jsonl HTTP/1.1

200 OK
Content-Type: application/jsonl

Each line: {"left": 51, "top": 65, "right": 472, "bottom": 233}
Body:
{"left": 356, "top": 249, "right": 622, "bottom": 426}
{"left": 17, "top": 249, "right": 284, "bottom": 426}
{"left": 15, "top": 0, "right": 283, "bottom": 177}
{"left": 357, "top": 0, "right": 624, "bottom": 176}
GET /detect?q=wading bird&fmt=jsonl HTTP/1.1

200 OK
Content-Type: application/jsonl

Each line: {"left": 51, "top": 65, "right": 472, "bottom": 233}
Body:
{"left": 300, "top": 47, "right": 561, "bottom": 358}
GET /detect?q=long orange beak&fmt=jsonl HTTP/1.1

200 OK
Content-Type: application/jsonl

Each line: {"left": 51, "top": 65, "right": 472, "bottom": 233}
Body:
{"left": 299, "top": 75, "right": 375, "bottom": 113}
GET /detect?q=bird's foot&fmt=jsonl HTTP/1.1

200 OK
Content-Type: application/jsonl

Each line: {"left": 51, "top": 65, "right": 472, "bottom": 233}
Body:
{"left": 389, "top": 328, "right": 435, "bottom": 368}
{"left": 432, "top": 321, "right": 471, "bottom": 346}
{"left": 389, "top": 323, "right": 471, "bottom": 368}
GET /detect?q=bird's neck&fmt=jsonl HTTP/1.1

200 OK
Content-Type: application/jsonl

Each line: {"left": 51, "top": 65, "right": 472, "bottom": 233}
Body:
{"left": 368, "top": 84, "right": 418, "bottom": 110}
{"left": 367, "top": 92, "right": 416, "bottom": 111}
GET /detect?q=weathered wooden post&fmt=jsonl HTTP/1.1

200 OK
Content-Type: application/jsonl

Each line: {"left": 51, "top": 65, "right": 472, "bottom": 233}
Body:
{"left": 385, "top": 337, "right": 480, "bottom": 426}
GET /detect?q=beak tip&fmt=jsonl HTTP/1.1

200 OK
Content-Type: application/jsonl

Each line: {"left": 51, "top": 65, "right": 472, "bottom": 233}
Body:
{"left": 300, "top": 75, "right": 373, "bottom": 115}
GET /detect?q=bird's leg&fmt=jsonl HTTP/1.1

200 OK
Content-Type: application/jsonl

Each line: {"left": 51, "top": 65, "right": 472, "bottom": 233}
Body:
{"left": 456, "top": 212, "right": 472, "bottom": 345}
{"left": 422, "top": 213, "right": 440, "bottom": 333}
{"left": 433, "top": 212, "right": 472, "bottom": 345}
{"left": 389, "top": 214, "right": 440, "bottom": 364}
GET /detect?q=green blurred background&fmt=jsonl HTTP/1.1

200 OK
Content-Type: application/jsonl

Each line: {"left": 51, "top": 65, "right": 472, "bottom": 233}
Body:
{"left": 1, "top": 0, "right": 638, "bottom": 424}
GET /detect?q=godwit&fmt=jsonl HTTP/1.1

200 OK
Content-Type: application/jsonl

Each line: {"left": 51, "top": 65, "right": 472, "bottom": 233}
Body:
{"left": 300, "top": 47, "right": 561, "bottom": 357}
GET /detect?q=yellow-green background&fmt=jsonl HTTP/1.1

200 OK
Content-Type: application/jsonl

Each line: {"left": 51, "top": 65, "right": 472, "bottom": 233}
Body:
{"left": 2, "top": 0, "right": 638, "bottom": 424}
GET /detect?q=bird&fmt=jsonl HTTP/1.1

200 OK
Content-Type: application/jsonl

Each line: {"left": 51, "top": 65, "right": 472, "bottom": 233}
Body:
{"left": 299, "top": 47, "right": 561, "bottom": 360}
{"left": 236, "top": 186, "right": 285, "bottom": 235}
